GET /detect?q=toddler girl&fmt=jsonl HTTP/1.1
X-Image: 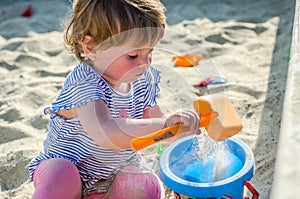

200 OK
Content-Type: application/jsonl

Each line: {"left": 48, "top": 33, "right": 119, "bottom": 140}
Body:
{"left": 29, "top": 0, "right": 200, "bottom": 198}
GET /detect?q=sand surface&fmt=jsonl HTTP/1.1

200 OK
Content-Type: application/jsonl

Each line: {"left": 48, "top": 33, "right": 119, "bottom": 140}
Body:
{"left": 0, "top": 0, "right": 295, "bottom": 198}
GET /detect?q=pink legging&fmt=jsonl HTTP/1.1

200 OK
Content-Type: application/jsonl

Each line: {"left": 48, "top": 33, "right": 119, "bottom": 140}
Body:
{"left": 32, "top": 158, "right": 165, "bottom": 199}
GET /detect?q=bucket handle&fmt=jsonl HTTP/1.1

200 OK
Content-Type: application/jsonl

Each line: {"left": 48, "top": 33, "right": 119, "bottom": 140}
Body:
{"left": 223, "top": 181, "right": 259, "bottom": 199}
{"left": 243, "top": 181, "right": 259, "bottom": 199}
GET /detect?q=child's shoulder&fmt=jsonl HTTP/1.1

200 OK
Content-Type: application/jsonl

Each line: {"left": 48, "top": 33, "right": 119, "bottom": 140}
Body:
{"left": 147, "top": 65, "right": 160, "bottom": 73}
{"left": 143, "top": 65, "right": 161, "bottom": 82}
{"left": 69, "top": 62, "right": 96, "bottom": 78}
{"left": 64, "top": 62, "right": 100, "bottom": 86}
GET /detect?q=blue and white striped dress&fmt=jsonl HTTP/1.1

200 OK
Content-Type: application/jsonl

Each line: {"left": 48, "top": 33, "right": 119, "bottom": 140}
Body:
{"left": 29, "top": 62, "right": 161, "bottom": 195}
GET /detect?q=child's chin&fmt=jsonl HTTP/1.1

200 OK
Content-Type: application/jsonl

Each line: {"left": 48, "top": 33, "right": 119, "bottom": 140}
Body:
{"left": 129, "top": 76, "right": 142, "bottom": 82}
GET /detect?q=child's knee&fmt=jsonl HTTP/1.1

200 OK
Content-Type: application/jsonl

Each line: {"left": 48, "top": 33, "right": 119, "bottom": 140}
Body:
{"left": 32, "top": 158, "right": 82, "bottom": 199}
{"left": 137, "top": 172, "right": 164, "bottom": 199}
{"left": 34, "top": 158, "right": 80, "bottom": 183}
{"left": 108, "top": 167, "right": 164, "bottom": 199}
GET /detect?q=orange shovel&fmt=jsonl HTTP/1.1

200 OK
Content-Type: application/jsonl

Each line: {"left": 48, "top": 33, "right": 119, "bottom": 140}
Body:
{"left": 130, "top": 93, "right": 243, "bottom": 151}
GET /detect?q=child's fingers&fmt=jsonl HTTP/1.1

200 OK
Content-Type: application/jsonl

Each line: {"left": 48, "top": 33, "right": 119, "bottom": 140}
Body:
{"left": 183, "top": 109, "right": 200, "bottom": 132}
{"left": 172, "top": 110, "right": 199, "bottom": 132}
{"left": 164, "top": 109, "right": 200, "bottom": 132}
{"left": 174, "top": 111, "right": 193, "bottom": 126}
{"left": 164, "top": 111, "right": 185, "bottom": 126}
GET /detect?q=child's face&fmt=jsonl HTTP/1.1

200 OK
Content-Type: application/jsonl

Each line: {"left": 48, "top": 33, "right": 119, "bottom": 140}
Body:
{"left": 90, "top": 44, "right": 154, "bottom": 86}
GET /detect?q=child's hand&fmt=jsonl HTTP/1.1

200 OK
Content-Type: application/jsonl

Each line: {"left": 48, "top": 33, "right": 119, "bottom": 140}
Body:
{"left": 163, "top": 109, "right": 201, "bottom": 137}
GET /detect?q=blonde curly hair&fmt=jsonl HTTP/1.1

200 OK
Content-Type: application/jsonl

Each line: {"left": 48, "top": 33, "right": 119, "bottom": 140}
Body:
{"left": 64, "top": 0, "right": 166, "bottom": 61}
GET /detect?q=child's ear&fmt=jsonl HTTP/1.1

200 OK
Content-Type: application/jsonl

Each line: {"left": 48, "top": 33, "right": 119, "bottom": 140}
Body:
{"left": 82, "top": 35, "right": 94, "bottom": 54}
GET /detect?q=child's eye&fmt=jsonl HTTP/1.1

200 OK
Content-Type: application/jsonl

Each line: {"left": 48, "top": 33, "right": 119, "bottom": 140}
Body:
{"left": 127, "top": 54, "right": 138, "bottom": 59}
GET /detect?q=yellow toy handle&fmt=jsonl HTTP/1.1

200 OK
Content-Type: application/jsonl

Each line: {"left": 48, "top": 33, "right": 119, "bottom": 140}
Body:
{"left": 130, "top": 112, "right": 217, "bottom": 151}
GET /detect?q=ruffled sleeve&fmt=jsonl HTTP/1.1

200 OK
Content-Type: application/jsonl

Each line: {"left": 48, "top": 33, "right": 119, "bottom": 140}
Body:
{"left": 50, "top": 63, "right": 109, "bottom": 112}
{"left": 143, "top": 66, "right": 161, "bottom": 109}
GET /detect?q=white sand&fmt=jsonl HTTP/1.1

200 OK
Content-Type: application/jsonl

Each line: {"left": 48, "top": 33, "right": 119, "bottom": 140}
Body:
{"left": 0, "top": 0, "right": 295, "bottom": 198}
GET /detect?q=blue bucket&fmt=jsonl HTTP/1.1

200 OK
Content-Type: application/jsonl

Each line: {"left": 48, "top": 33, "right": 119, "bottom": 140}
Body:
{"left": 159, "top": 135, "right": 257, "bottom": 199}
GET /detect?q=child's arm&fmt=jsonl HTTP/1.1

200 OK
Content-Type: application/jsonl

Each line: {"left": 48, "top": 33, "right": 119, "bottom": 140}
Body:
{"left": 76, "top": 99, "right": 199, "bottom": 149}
{"left": 142, "top": 105, "right": 164, "bottom": 118}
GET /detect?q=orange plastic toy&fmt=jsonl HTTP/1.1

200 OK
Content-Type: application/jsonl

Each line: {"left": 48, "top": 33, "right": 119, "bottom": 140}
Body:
{"left": 130, "top": 93, "right": 243, "bottom": 151}
{"left": 172, "top": 53, "right": 202, "bottom": 67}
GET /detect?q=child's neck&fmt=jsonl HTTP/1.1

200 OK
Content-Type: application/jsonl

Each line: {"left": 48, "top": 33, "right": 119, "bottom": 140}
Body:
{"left": 113, "top": 82, "right": 131, "bottom": 94}
{"left": 101, "top": 74, "right": 131, "bottom": 94}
